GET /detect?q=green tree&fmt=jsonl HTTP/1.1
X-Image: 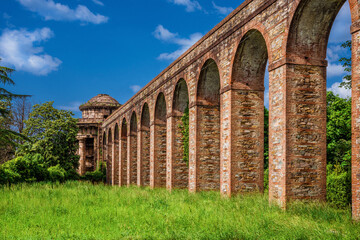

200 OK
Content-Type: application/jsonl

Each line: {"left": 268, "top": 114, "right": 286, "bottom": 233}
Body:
{"left": 326, "top": 91, "right": 351, "bottom": 169}
{"left": 0, "top": 60, "right": 28, "bottom": 162}
{"left": 339, "top": 40, "right": 352, "bottom": 89}
{"left": 326, "top": 91, "right": 352, "bottom": 208}
{"left": 21, "top": 102, "right": 79, "bottom": 172}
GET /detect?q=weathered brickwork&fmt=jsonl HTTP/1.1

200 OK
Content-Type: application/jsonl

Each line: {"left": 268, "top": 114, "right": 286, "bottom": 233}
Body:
{"left": 139, "top": 129, "right": 150, "bottom": 186}
{"left": 231, "top": 90, "right": 264, "bottom": 193}
{"left": 120, "top": 132, "right": 128, "bottom": 186}
{"left": 352, "top": 26, "right": 360, "bottom": 221}
{"left": 94, "top": 0, "right": 360, "bottom": 220}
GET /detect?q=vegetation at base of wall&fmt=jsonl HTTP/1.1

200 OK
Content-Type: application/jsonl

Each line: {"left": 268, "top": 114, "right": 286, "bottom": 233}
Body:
{"left": 0, "top": 182, "right": 358, "bottom": 239}
{"left": 179, "top": 106, "right": 189, "bottom": 164}
{"left": 82, "top": 161, "right": 107, "bottom": 183}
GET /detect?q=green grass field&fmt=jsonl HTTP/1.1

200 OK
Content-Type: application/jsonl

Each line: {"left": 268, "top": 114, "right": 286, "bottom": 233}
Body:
{"left": 0, "top": 182, "right": 359, "bottom": 239}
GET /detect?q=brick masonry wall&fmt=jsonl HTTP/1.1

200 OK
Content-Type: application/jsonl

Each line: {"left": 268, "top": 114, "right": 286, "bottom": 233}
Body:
{"left": 196, "top": 105, "right": 220, "bottom": 191}
{"left": 172, "top": 116, "right": 189, "bottom": 189}
{"left": 128, "top": 134, "right": 138, "bottom": 185}
{"left": 286, "top": 64, "right": 327, "bottom": 201}
{"left": 153, "top": 124, "right": 167, "bottom": 188}
{"left": 231, "top": 89, "right": 264, "bottom": 193}
{"left": 352, "top": 28, "right": 360, "bottom": 221}
{"left": 140, "top": 130, "right": 151, "bottom": 186}
{"left": 120, "top": 137, "right": 127, "bottom": 186}
{"left": 113, "top": 141, "right": 119, "bottom": 185}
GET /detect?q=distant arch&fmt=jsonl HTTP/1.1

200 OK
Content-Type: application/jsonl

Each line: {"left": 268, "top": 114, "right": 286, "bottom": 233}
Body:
{"left": 140, "top": 103, "right": 151, "bottom": 186}
{"left": 195, "top": 59, "right": 221, "bottom": 191}
{"left": 153, "top": 92, "right": 167, "bottom": 187}
{"left": 129, "top": 112, "right": 138, "bottom": 185}
{"left": 171, "top": 79, "right": 189, "bottom": 189}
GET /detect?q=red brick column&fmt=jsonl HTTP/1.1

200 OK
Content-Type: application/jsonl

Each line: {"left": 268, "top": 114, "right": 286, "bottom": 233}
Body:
{"left": 352, "top": 25, "right": 360, "bottom": 221}
{"left": 107, "top": 141, "right": 113, "bottom": 185}
{"left": 150, "top": 123, "right": 156, "bottom": 188}
{"left": 119, "top": 135, "right": 127, "bottom": 186}
{"left": 189, "top": 105, "right": 198, "bottom": 192}
{"left": 152, "top": 122, "right": 167, "bottom": 188}
{"left": 113, "top": 139, "right": 119, "bottom": 186}
{"left": 167, "top": 115, "right": 189, "bottom": 191}
{"left": 192, "top": 103, "right": 220, "bottom": 191}
{"left": 269, "top": 63, "right": 327, "bottom": 207}
{"left": 78, "top": 138, "right": 86, "bottom": 176}
{"left": 220, "top": 91, "right": 231, "bottom": 196}
{"left": 111, "top": 140, "right": 115, "bottom": 185}
{"left": 127, "top": 131, "right": 138, "bottom": 185}
{"left": 139, "top": 128, "right": 150, "bottom": 186}
{"left": 137, "top": 129, "right": 142, "bottom": 186}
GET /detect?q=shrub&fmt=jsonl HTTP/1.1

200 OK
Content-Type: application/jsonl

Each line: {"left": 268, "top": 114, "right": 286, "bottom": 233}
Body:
{"left": 47, "top": 165, "right": 66, "bottom": 183}
{"left": 0, "top": 154, "right": 48, "bottom": 185}
{"left": 326, "top": 164, "right": 351, "bottom": 208}
{"left": 82, "top": 161, "right": 107, "bottom": 183}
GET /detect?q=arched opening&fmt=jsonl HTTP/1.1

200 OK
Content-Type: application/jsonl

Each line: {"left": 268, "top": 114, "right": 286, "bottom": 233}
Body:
{"left": 113, "top": 124, "right": 120, "bottom": 186}
{"left": 171, "top": 79, "right": 189, "bottom": 189}
{"left": 196, "top": 59, "right": 221, "bottom": 191}
{"left": 107, "top": 128, "right": 113, "bottom": 185}
{"left": 120, "top": 119, "right": 128, "bottom": 186}
{"left": 129, "top": 112, "right": 138, "bottom": 185}
{"left": 231, "top": 29, "right": 268, "bottom": 193}
{"left": 270, "top": 0, "right": 354, "bottom": 208}
{"left": 140, "top": 103, "right": 151, "bottom": 186}
{"left": 154, "top": 93, "right": 167, "bottom": 187}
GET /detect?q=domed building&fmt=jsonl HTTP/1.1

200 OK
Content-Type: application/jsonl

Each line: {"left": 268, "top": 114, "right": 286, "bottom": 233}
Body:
{"left": 77, "top": 94, "right": 121, "bottom": 175}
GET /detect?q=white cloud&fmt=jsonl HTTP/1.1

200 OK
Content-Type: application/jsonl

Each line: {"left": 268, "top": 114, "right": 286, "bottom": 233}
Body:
{"left": 130, "top": 85, "right": 142, "bottom": 93}
{"left": 17, "top": 0, "right": 108, "bottom": 24}
{"left": 154, "top": 25, "right": 178, "bottom": 41}
{"left": 327, "top": 63, "right": 345, "bottom": 78}
{"left": 0, "top": 28, "right": 62, "bottom": 76}
{"left": 329, "top": 0, "right": 351, "bottom": 43}
{"left": 154, "top": 25, "right": 203, "bottom": 60}
{"left": 327, "top": 80, "right": 351, "bottom": 98}
{"left": 212, "top": 2, "right": 233, "bottom": 15}
{"left": 59, "top": 101, "right": 82, "bottom": 112}
{"left": 92, "top": 0, "right": 104, "bottom": 6}
{"left": 169, "top": 0, "right": 202, "bottom": 12}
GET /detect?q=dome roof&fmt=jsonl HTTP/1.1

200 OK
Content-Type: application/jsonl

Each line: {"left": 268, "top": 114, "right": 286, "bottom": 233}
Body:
{"left": 79, "top": 94, "right": 121, "bottom": 111}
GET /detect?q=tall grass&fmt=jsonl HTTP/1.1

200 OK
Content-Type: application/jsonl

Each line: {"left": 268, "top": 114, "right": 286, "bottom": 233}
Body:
{"left": 0, "top": 182, "right": 359, "bottom": 239}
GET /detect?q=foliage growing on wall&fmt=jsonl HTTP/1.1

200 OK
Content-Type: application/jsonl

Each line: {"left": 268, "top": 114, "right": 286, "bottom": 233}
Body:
{"left": 179, "top": 107, "right": 189, "bottom": 164}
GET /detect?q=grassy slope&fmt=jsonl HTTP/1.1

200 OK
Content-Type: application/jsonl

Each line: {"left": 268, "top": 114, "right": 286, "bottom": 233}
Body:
{"left": 0, "top": 182, "right": 359, "bottom": 240}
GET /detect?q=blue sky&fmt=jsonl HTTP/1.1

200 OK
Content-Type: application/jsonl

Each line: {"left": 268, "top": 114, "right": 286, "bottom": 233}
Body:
{"left": 1, "top": 0, "right": 352, "bottom": 117}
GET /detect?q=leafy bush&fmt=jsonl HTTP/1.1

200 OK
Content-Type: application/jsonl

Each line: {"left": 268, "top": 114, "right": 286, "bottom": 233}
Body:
{"left": 82, "top": 161, "right": 106, "bottom": 183}
{"left": 326, "top": 164, "right": 351, "bottom": 209}
{"left": 47, "top": 165, "right": 66, "bottom": 183}
{"left": 0, "top": 154, "right": 48, "bottom": 185}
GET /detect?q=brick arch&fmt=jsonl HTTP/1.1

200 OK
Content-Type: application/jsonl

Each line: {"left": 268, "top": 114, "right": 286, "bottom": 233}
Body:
{"left": 168, "top": 78, "right": 189, "bottom": 190}
{"left": 193, "top": 58, "right": 221, "bottom": 191}
{"left": 152, "top": 92, "right": 167, "bottom": 188}
{"left": 286, "top": 0, "right": 347, "bottom": 62}
{"left": 128, "top": 111, "right": 138, "bottom": 185}
{"left": 119, "top": 118, "right": 128, "bottom": 186}
{"left": 228, "top": 28, "right": 268, "bottom": 194}
{"left": 140, "top": 103, "right": 151, "bottom": 186}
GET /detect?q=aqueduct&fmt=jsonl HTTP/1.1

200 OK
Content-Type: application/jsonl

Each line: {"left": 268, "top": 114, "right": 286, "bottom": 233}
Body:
{"left": 99, "top": 0, "right": 360, "bottom": 220}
